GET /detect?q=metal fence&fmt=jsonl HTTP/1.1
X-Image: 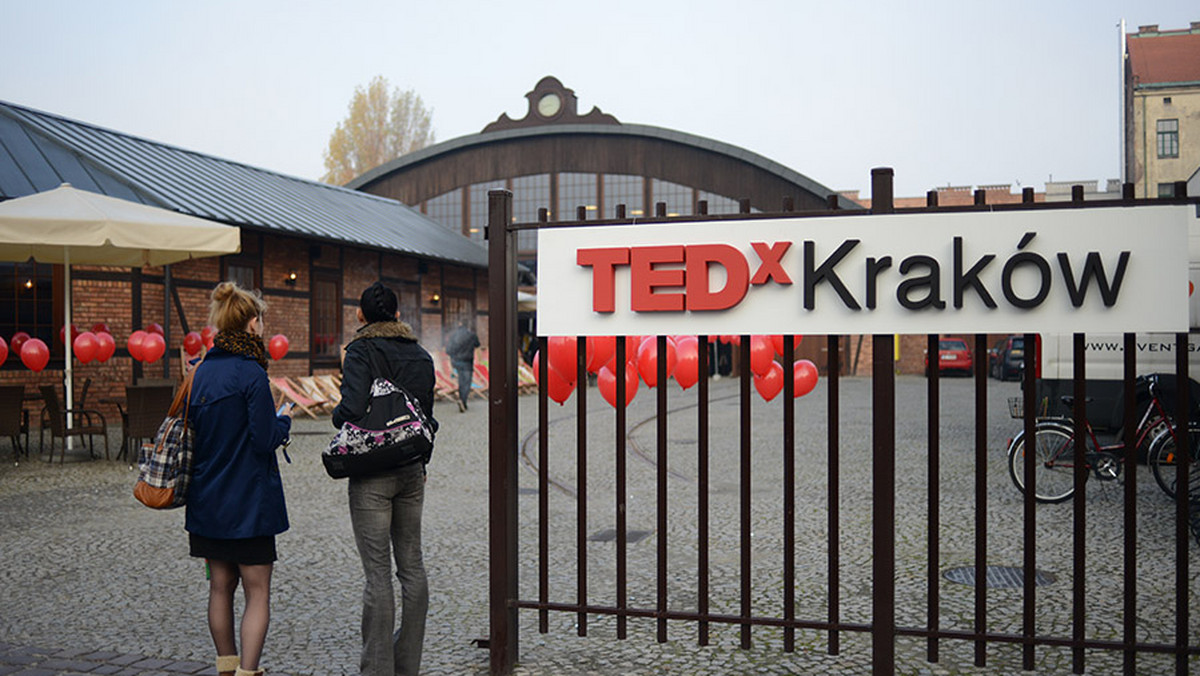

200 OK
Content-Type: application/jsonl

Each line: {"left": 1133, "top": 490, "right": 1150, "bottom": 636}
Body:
{"left": 486, "top": 173, "right": 1198, "bottom": 675}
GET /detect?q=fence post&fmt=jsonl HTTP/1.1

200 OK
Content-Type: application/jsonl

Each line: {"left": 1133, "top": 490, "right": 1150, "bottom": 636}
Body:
{"left": 870, "top": 167, "right": 896, "bottom": 676}
{"left": 487, "top": 190, "right": 518, "bottom": 676}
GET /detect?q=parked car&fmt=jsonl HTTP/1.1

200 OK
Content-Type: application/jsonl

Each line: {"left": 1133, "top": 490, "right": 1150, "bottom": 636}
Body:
{"left": 926, "top": 337, "right": 973, "bottom": 376}
{"left": 990, "top": 335, "right": 1025, "bottom": 381}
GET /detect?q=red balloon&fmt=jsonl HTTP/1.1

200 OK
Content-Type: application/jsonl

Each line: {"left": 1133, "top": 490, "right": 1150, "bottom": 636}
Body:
{"left": 598, "top": 361, "right": 639, "bottom": 408}
{"left": 141, "top": 332, "right": 166, "bottom": 363}
{"left": 20, "top": 338, "right": 49, "bottom": 372}
{"left": 749, "top": 335, "right": 775, "bottom": 376}
{"left": 201, "top": 325, "right": 217, "bottom": 349}
{"left": 73, "top": 331, "right": 98, "bottom": 364}
{"left": 10, "top": 332, "right": 29, "bottom": 358}
{"left": 127, "top": 330, "right": 148, "bottom": 362}
{"left": 59, "top": 323, "right": 79, "bottom": 345}
{"left": 754, "top": 361, "right": 785, "bottom": 401}
{"left": 771, "top": 334, "right": 804, "bottom": 357}
{"left": 793, "top": 360, "right": 819, "bottom": 397}
{"left": 673, "top": 337, "right": 699, "bottom": 389}
{"left": 636, "top": 336, "right": 678, "bottom": 387}
{"left": 90, "top": 322, "right": 110, "bottom": 335}
{"left": 0, "top": 335, "right": 7, "bottom": 367}
{"left": 586, "top": 336, "right": 615, "bottom": 373}
{"left": 183, "top": 331, "right": 203, "bottom": 356}
{"left": 95, "top": 332, "right": 116, "bottom": 363}
{"left": 145, "top": 322, "right": 164, "bottom": 337}
{"left": 268, "top": 334, "right": 290, "bottom": 361}
{"left": 532, "top": 351, "right": 577, "bottom": 405}
{"left": 546, "top": 336, "right": 578, "bottom": 384}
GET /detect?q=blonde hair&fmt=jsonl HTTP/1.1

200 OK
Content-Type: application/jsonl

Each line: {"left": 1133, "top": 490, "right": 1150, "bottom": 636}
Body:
{"left": 208, "top": 281, "right": 268, "bottom": 332}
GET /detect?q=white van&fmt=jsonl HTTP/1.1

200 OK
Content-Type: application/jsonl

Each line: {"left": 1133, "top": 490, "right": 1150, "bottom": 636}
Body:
{"left": 1033, "top": 208, "right": 1200, "bottom": 429}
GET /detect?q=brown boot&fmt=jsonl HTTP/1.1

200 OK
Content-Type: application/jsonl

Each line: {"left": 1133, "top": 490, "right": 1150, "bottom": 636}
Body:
{"left": 216, "top": 655, "right": 239, "bottom": 676}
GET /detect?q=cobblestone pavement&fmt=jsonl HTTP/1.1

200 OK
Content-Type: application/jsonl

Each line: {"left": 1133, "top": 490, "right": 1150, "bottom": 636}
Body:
{"left": 1, "top": 376, "right": 1197, "bottom": 675}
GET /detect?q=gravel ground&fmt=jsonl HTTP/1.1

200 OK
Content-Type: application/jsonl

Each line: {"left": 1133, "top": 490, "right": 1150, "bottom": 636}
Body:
{"left": 1, "top": 374, "right": 1197, "bottom": 675}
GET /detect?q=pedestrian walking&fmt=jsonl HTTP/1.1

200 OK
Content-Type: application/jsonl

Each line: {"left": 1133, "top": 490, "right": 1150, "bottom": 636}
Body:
{"left": 445, "top": 320, "right": 479, "bottom": 411}
{"left": 333, "top": 281, "right": 437, "bottom": 676}
{"left": 185, "top": 281, "right": 294, "bottom": 676}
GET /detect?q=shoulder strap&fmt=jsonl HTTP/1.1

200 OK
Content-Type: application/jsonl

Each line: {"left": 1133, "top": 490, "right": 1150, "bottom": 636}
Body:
{"left": 167, "top": 354, "right": 205, "bottom": 423}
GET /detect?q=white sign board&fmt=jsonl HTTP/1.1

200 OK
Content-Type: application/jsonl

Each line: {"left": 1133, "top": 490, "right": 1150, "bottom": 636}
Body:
{"left": 537, "top": 205, "right": 1192, "bottom": 336}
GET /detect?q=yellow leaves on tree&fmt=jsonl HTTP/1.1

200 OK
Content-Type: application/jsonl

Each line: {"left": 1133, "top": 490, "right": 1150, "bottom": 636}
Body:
{"left": 321, "top": 76, "right": 435, "bottom": 185}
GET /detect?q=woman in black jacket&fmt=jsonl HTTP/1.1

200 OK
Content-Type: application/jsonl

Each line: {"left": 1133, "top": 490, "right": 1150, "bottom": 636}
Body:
{"left": 333, "top": 281, "right": 437, "bottom": 676}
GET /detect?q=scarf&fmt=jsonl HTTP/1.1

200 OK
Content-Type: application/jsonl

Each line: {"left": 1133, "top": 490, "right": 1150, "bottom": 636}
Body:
{"left": 213, "top": 329, "right": 268, "bottom": 370}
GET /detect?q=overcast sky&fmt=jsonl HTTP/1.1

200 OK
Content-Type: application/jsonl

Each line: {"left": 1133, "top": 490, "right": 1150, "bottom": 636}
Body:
{"left": 2, "top": 0, "right": 1195, "bottom": 198}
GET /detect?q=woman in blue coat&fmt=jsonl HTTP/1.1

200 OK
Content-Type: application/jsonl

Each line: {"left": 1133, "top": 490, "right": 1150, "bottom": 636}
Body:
{"left": 186, "top": 281, "right": 293, "bottom": 676}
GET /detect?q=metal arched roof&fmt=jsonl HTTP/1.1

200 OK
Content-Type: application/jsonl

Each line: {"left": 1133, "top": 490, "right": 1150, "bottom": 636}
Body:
{"left": 348, "top": 123, "right": 863, "bottom": 211}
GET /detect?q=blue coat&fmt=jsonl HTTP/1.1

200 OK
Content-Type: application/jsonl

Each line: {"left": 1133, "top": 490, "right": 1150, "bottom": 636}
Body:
{"left": 184, "top": 347, "right": 291, "bottom": 539}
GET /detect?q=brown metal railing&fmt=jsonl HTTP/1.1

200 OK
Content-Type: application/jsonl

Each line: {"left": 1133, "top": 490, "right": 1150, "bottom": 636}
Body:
{"left": 486, "top": 176, "right": 1199, "bottom": 675}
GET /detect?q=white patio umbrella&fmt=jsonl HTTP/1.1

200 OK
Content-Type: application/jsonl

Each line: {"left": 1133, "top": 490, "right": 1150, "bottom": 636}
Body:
{"left": 0, "top": 184, "right": 240, "bottom": 448}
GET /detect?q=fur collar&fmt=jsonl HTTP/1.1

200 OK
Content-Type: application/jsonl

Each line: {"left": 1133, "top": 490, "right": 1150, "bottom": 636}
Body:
{"left": 349, "top": 320, "right": 418, "bottom": 344}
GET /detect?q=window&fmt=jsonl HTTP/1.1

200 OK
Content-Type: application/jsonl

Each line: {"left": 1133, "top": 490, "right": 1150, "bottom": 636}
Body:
{"left": 225, "top": 260, "right": 258, "bottom": 291}
{"left": 512, "top": 174, "right": 550, "bottom": 252}
{"left": 424, "top": 189, "right": 463, "bottom": 234}
{"left": 0, "top": 262, "right": 57, "bottom": 360}
{"left": 395, "top": 282, "right": 421, "bottom": 339}
{"left": 468, "top": 181, "right": 506, "bottom": 245}
{"left": 557, "top": 172, "right": 598, "bottom": 221}
{"left": 603, "top": 174, "right": 644, "bottom": 218}
{"left": 698, "top": 190, "right": 742, "bottom": 215}
{"left": 442, "top": 290, "right": 474, "bottom": 336}
{"left": 1157, "top": 119, "right": 1179, "bottom": 158}
{"left": 310, "top": 270, "right": 341, "bottom": 363}
{"left": 650, "top": 178, "right": 693, "bottom": 217}
{"left": 1158, "top": 182, "right": 1177, "bottom": 198}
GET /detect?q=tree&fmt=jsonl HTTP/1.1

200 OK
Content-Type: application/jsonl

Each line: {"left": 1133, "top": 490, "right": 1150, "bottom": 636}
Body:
{"left": 321, "top": 76, "right": 435, "bottom": 185}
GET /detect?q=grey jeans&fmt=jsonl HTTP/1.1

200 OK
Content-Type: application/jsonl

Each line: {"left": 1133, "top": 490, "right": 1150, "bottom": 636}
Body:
{"left": 348, "top": 462, "right": 428, "bottom": 676}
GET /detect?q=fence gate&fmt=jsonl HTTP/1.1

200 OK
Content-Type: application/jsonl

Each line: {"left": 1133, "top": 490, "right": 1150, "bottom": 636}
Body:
{"left": 486, "top": 172, "right": 1199, "bottom": 675}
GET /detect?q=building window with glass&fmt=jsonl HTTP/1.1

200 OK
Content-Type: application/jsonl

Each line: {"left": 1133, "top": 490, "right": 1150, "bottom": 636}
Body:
{"left": 0, "top": 262, "right": 56, "bottom": 361}
{"left": 698, "top": 190, "right": 742, "bottom": 215}
{"left": 310, "top": 270, "right": 341, "bottom": 363}
{"left": 604, "top": 174, "right": 644, "bottom": 217}
{"left": 557, "top": 172, "right": 598, "bottom": 221}
{"left": 512, "top": 174, "right": 550, "bottom": 252}
{"left": 651, "top": 178, "right": 694, "bottom": 217}
{"left": 1157, "top": 182, "right": 1177, "bottom": 198}
{"left": 1157, "top": 119, "right": 1179, "bottom": 158}
{"left": 425, "top": 189, "right": 464, "bottom": 234}
{"left": 468, "top": 180, "right": 507, "bottom": 245}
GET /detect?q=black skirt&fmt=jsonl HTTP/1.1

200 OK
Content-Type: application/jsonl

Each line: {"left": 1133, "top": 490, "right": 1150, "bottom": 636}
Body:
{"left": 189, "top": 533, "right": 277, "bottom": 565}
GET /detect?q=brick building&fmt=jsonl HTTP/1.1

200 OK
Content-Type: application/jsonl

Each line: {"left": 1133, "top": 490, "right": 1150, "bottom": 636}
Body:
{"left": 0, "top": 101, "right": 487, "bottom": 427}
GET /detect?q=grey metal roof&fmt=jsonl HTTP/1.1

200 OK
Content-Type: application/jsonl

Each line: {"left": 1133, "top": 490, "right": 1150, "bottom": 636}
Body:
{"left": 0, "top": 101, "right": 488, "bottom": 268}
{"left": 348, "top": 123, "right": 864, "bottom": 211}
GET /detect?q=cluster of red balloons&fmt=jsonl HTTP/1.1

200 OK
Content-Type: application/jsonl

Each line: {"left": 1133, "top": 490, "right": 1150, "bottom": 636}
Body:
{"left": 531, "top": 334, "right": 820, "bottom": 407}
{"left": 127, "top": 326, "right": 167, "bottom": 364}
{"left": 0, "top": 333, "right": 49, "bottom": 372}
{"left": 182, "top": 326, "right": 218, "bottom": 356}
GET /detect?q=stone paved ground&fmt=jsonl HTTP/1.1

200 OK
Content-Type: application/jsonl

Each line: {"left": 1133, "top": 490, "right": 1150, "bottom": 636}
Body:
{"left": 1, "top": 375, "right": 1197, "bottom": 675}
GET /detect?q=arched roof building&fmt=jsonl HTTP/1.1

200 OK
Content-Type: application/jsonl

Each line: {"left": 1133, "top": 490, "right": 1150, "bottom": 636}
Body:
{"left": 349, "top": 77, "right": 862, "bottom": 264}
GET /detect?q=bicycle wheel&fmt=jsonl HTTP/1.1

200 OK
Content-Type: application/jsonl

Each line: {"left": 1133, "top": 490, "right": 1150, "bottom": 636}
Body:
{"left": 1147, "top": 424, "right": 1200, "bottom": 499}
{"left": 1008, "top": 424, "right": 1085, "bottom": 503}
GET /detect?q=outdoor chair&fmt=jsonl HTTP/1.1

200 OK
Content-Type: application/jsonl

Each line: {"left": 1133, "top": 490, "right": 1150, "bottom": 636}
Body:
{"left": 116, "top": 384, "right": 175, "bottom": 464}
{"left": 311, "top": 374, "right": 344, "bottom": 405}
{"left": 268, "top": 376, "right": 328, "bottom": 419}
{"left": 39, "top": 385, "right": 109, "bottom": 463}
{"left": 0, "top": 385, "right": 30, "bottom": 463}
{"left": 296, "top": 376, "right": 337, "bottom": 412}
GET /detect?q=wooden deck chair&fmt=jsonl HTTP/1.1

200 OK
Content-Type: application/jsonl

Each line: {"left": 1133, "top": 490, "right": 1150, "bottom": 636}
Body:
{"left": 471, "top": 362, "right": 490, "bottom": 399}
{"left": 296, "top": 376, "right": 337, "bottom": 412}
{"left": 295, "top": 374, "right": 338, "bottom": 413}
{"left": 311, "top": 374, "right": 343, "bottom": 405}
{"left": 268, "top": 376, "right": 328, "bottom": 418}
{"left": 515, "top": 357, "right": 539, "bottom": 395}
{"left": 432, "top": 352, "right": 462, "bottom": 402}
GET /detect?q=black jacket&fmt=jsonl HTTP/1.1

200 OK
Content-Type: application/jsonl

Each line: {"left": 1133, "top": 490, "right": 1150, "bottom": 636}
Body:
{"left": 333, "top": 320, "right": 437, "bottom": 432}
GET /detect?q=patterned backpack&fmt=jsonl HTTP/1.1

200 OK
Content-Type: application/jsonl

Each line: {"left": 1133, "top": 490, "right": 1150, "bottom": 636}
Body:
{"left": 133, "top": 363, "right": 198, "bottom": 509}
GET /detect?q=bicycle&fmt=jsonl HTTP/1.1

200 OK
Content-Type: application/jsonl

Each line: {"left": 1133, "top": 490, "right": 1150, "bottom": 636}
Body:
{"left": 1006, "top": 374, "right": 1181, "bottom": 503}
{"left": 1147, "top": 423, "right": 1200, "bottom": 499}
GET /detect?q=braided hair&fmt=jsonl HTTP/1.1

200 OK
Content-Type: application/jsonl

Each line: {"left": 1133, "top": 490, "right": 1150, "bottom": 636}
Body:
{"left": 359, "top": 281, "right": 398, "bottom": 323}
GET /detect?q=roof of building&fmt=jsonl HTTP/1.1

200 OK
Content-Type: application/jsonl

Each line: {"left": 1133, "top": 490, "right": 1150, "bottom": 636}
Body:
{"left": 1127, "top": 25, "right": 1200, "bottom": 86}
{"left": 0, "top": 101, "right": 487, "bottom": 268}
